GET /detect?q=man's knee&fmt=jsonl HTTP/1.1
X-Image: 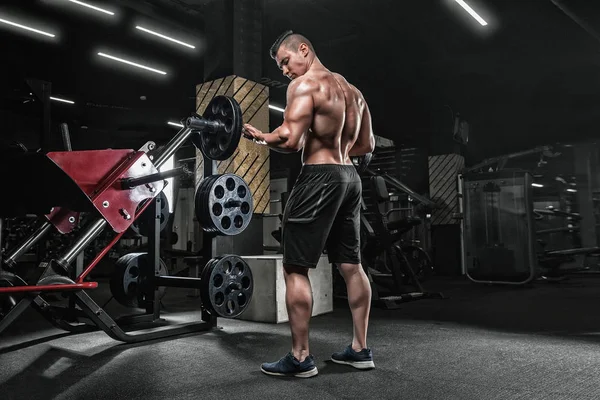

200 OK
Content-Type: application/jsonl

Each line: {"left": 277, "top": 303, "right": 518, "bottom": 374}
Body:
{"left": 336, "top": 262, "right": 363, "bottom": 280}
{"left": 284, "top": 264, "right": 310, "bottom": 277}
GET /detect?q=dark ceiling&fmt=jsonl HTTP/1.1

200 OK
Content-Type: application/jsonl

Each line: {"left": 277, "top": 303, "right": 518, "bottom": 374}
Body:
{"left": 1, "top": 0, "right": 599, "bottom": 160}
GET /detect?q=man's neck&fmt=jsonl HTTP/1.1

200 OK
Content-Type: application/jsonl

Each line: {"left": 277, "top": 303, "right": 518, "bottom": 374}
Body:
{"left": 306, "top": 56, "right": 325, "bottom": 73}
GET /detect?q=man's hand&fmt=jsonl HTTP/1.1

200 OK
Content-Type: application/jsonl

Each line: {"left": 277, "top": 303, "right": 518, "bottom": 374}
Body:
{"left": 242, "top": 124, "right": 267, "bottom": 145}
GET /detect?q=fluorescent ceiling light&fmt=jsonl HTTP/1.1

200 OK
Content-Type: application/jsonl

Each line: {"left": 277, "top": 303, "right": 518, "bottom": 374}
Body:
{"left": 531, "top": 183, "right": 544, "bottom": 188}
{"left": 136, "top": 26, "right": 195, "bottom": 49}
{"left": 97, "top": 52, "right": 167, "bottom": 75}
{"left": 566, "top": 188, "right": 577, "bottom": 193}
{"left": 168, "top": 121, "right": 184, "bottom": 128}
{"left": 454, "top": 0, "right": 488, "bottom": 26}
{"left": 50, "top": 96, "right": 75, "bottom": 104}
{"left": 269, "top": 104, "right": 285, "bottom": 113}
{"left": 68, "top": 0, "right": 114, "bottom": 16}
{"left": 0, "top": 17, "right": 55, "bottom": 37}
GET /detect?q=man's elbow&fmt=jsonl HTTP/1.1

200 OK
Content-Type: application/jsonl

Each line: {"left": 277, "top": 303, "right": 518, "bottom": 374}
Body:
{"left": 283, "top": 141, "right": 302, "bottom": 152}
{"left": 278, "top": 132, "right": 302, "bottom": 152}
{"left": 355, "top": 135, "right": 375, "bottom": 154}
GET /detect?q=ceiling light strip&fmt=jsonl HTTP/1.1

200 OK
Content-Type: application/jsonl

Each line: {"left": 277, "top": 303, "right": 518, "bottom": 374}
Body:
{"left": 0, "top": 18, "right": 55, "bottom": 37}
{"left": 97, "top": 52, "right": 167, "bottom": 75}
{"left": 50, "top": 96, "right": 75, "bottom": 104}
{"left": 136, "top": 26, "right": 195, "bottom": 49}
{"left": 454, "top": 0, "right": 488, "bottom": 26}
{"left": 68, "top": 0, "right": 115, "bottom": 16}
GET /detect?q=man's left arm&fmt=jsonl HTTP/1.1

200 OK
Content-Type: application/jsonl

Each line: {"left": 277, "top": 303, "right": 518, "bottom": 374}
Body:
{"left": 243, "top": 80, "right": 314, "bottom": 153}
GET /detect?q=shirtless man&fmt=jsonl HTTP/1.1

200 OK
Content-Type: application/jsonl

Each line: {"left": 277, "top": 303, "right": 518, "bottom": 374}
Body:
{"left": 242, "top": 30, "right": 375, "bottom": 378}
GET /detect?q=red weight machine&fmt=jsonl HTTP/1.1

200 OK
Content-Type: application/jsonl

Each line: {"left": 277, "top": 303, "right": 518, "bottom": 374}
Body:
{"left": 0, "top": 98, "right": 242, "bottom": 342}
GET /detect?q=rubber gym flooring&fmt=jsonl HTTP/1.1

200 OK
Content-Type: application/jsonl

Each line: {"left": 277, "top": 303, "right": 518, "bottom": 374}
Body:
{"left": 2, "top": 275, "right": 600, "bottom": 400}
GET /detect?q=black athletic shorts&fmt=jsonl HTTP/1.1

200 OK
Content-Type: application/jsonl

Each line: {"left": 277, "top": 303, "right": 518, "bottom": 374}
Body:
{"left": 281, "top": 164, "right": 362, "bottom": 268}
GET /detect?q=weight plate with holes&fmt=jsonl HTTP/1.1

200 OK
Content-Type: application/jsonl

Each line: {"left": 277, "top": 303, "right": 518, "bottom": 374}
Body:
{"left": 195, "top": 173, "right": 253, "bottom": 236}
{"left": 351, "top": 152, "right": 373, "bottom": 174}
{"left": 109, "top": 252, "right": 169, "bottom": 308}
{"left": 401, "top": 245, "right": 435, "bottom": 283}
{"left": 130, "top": 192, "right": 170, "bottom": 237}
{"left": 191, "top": 96, "right": 242, "bottom": 161}
{"left": 200, "top": 255, "right": 253, "bottom": 318}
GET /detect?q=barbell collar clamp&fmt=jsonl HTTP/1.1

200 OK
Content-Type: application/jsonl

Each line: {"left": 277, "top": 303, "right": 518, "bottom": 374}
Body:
{"left": 186, "top": 115, "right": 223, "bottom": 133}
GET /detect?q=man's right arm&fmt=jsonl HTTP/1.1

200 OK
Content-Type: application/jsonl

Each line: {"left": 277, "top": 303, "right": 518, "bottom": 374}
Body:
{"left": 349, "top": 98, "right": 375, "bottom": 156}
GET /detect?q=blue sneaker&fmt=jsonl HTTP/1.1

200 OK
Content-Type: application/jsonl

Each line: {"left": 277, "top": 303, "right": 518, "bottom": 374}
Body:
{"left": 260, "top": 352, "right": 318, "bottom": 378}
{"left": 331, "top": 345, "right": 375, "bottom": 369}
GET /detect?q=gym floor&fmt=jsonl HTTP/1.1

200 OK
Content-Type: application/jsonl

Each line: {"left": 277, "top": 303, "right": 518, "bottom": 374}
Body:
{"left": 2, "top": 275, "right": 600, "bottom": 400}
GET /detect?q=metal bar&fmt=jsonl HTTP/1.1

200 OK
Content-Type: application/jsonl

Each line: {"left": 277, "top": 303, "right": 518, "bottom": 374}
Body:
{"left": 545, "top": 247, "right": 600, "bottom": 257}
{"left": 153, "top": 127, "right": 193, "bottom": 168}
{"left": 0, "top": 282, "right": 97, "bottom": 294}
{"left": 146, "top": 196, "right": 161, "bottom": 319}
{"left": 464, "top": 146, "right": 550, "bottom": 173}
{"left": 73, "top": 290, "right": 215, "bottom": 343}
{"left": 121, "top": 166, "right": 190, "bottom": 189}
{"left": 60, "top": 123, "right": 72, "bottom": 151}
{"left": 69, "top": 252, "right": 85, "bottom": 311}
{"left": 537, "top": 226, "right": 580, "bottom": 235}
{"left": 155, "top": 276, "right": 203, "bottom": 289}
{"left": 3, "top": 221, "right": 53, "bottom": 268}
{"left": 56, "top": 219, "right": 108, "bottom": 268}
{"left": 365, "top": 168, "right": 435, "bottom": 207}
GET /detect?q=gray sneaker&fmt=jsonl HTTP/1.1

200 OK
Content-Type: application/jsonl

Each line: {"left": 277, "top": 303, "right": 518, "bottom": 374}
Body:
{"left": 331, "top": 345, "right": 375, "bottom": 369}
{"left": 261, "top": 352, "right": 319, "bottom": 378}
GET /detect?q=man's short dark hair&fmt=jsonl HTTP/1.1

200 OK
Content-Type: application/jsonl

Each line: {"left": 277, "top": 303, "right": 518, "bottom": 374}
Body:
{"left": 269, "top": 30, "right": 315, "bottom": 59}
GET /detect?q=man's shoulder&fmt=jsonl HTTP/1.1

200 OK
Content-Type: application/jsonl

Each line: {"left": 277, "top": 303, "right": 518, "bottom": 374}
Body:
{"left": 330, "top": 72, "right": 363, "bottom": 97}
{"left": 287, "top": 75, "right": 319, "bottom": 94}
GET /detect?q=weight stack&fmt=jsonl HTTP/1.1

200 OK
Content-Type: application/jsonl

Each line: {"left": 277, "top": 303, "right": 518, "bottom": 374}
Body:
{"left": 462, "top": 169, "right": 537, "bottom": 284}
{"left": 195, "top": 76, "right": 270, "bottom": 256}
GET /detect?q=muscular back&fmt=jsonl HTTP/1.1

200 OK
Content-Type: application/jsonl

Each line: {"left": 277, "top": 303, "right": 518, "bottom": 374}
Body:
{"left": 297, "top": 69, "right": 365, "bottom": 165}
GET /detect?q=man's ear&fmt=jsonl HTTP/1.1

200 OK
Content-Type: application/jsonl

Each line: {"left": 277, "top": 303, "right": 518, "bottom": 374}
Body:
{"left": 299, "top": 43, "right": 309, "bottom": 57}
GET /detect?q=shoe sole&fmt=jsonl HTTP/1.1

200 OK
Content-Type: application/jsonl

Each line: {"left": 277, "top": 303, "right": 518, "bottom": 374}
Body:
{"left": 330, "top": 358, "right": 375, "bottom": 369}
{"left": 260, "top": 366, "right": 319, "bottom": 378}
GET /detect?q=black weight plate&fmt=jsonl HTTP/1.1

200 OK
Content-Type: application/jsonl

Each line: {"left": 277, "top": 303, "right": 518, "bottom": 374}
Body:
{"left": 130, "top": 192, "right": 170, "bottom": 237}
{"left": 109, "top": 252, "right": 169, "bottom": 308}
{"left": 195, "top": 175, "right": 218, "bottom": 233}
{"left": 200, "top": 257, "right": 221, "bottom": 314}
{"left": 195, "top": 173, "right": 253, "bottom": 236}
{"left": 193, "top": 96, "right": 242, "bottom": 161}
{"left": 200, "top": 255, "right": 253, "bottom": 318}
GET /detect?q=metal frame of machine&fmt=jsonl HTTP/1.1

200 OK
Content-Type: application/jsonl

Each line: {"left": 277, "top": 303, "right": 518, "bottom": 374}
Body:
{"left": 0, "top": 96, "right": 250, "bottom": 342}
